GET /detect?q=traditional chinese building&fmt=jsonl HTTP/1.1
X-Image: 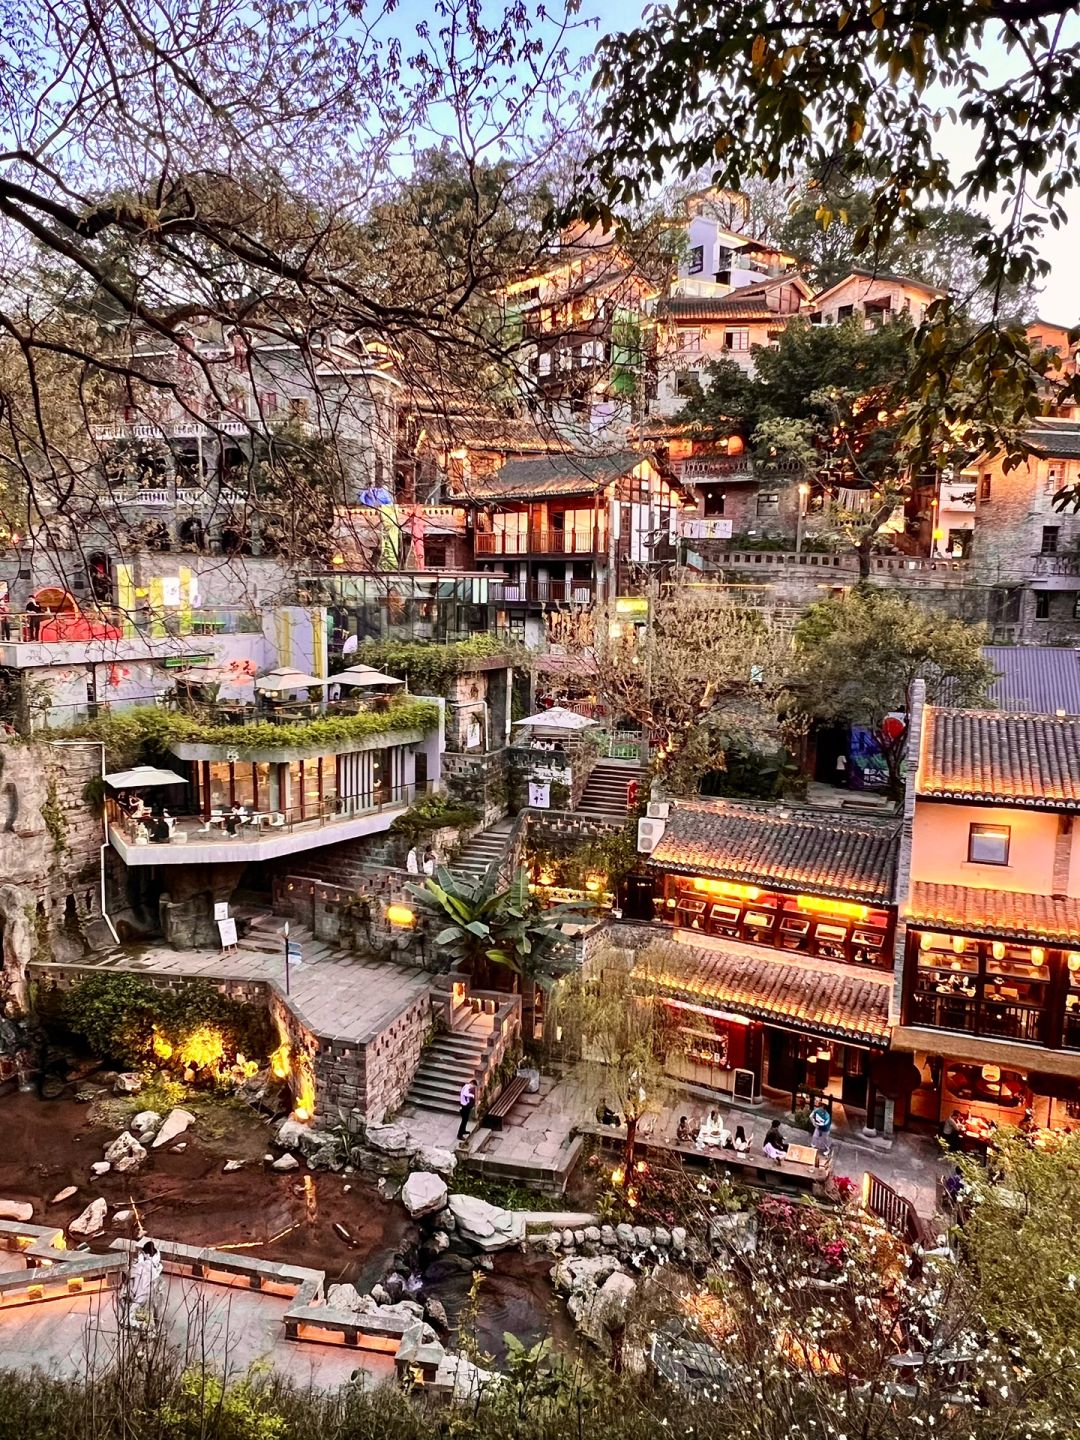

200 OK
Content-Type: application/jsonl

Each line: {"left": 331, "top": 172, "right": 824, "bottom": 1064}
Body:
{"left": 640, "top": 799, "right": 899, "bottom": 1117}
{"left": 892, "top": 693, "right": 1080, "bottom": 1143}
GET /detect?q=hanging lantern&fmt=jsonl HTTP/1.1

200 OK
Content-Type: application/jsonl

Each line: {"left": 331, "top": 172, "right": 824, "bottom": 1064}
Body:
{"left": 1068, "top": 952, "right": 1080, "bottom": 972}
{"left": 992, "top": 942, "right": 1006, "bottom": 961}
{"left": 952, "top": 936, "right": 965, "bottom": 954}
{"left": 1031, "top": 947, "right": 1046, "bottom": 966}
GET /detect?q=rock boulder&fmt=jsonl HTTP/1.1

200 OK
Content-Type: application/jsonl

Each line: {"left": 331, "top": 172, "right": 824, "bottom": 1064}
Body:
{"left": 0, "top": 1200, "right": 32, "bottom": 1222}
{"left": 104, "top": 1132, "right": 147, "bottom": 1173}
{"left": 69, "top": 1198, "right": 107, "bottom": 1237}
{"left": 152, "top": 1108, "right": 195, "bottom": 1149}
{"left": 401, "top": 1171, "right": 448, "bottom": 1219}
{"left": 447, "top": 1193, "right": 520, "bottom": 1252}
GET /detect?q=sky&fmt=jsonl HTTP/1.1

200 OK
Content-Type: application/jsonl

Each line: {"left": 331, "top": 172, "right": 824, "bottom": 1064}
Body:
{"left": 393, "top": 0, "right": 1078, "bottom": 323}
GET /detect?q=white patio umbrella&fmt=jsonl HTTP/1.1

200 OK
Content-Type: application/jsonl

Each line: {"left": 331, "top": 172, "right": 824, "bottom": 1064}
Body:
{"left": 515, "top": 706, "right": 597, "bottom": 731}
{"left": 332, "top": 664, "right": 405, "bottom": 688}
{"left": 254, "top": 666, "right": 328, "bottom": 693}
{"left": 104, "top": 765, "right": 189, "bottom": 789}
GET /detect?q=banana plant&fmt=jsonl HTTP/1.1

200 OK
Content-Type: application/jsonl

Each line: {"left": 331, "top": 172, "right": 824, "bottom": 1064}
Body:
{"left": 407, "top": 865, "right": 592, "bottom": 986}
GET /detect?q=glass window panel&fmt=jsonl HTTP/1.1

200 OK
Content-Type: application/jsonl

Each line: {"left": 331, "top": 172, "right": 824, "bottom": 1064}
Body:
{"left": 233, "top": 765, "right": 255, "bottom": 808}
{"left": 208, "top": 762, "right": 231, "bottom": 810}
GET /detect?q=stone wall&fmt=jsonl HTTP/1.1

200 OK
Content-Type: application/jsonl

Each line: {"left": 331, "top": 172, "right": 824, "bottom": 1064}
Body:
{"left": 0, "top": 740, "right": 106, "bottom": 1010}
{"left": 33, "top": 958, "right": 430, "bottom": 1128}
{"left": 442, "top": 748, "right": 510, "bottom": 828}
{"left": 360, "top": 990, "right": 432, "bottom": 1123}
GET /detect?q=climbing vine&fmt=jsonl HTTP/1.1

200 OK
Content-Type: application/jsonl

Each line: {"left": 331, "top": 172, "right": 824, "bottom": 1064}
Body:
{"left": 41, "top": 778, "right": 68, "bottom": 855}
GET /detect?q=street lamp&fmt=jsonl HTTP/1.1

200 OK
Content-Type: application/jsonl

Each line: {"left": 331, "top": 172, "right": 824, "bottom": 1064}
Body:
{"left": 795, "top": 481, "right": 811, "bottom": 554}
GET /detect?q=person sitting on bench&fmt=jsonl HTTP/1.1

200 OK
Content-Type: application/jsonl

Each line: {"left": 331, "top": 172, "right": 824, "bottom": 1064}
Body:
{"left": 763, "top": 1120, "right": 789, "bottom": 1162}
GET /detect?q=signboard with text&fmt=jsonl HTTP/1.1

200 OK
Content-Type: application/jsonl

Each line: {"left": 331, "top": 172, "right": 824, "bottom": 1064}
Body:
{"left": 680, "top": 516, "right": 734, "bottom": 541}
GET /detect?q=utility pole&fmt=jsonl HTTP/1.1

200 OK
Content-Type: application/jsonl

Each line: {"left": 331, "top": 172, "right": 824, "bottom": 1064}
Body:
{"left": 795, "top": 481, "right": 810, "bottom": 554}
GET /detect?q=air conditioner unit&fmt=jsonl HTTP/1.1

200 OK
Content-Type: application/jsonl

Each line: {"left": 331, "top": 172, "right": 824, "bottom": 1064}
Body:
{"left": 638, "top": 817, "right": 667, "bottom": 854}
{"left": 646, "top": 801, "right": 670, "bottom": 820}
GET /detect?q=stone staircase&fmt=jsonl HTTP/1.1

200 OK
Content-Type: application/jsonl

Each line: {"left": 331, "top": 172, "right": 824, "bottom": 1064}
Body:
{"left": 405, "top": 1014, "right": 493, "bottom": 1114}
{"left": 447, "top": 817, "right": 517, "bottom": 883}
{"left": 575, "top": 760, "right": 647, "bottom": 821}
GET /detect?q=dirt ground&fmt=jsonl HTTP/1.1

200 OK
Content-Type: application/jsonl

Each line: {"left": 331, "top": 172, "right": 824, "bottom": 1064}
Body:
{"left": 0, "top": 1086, "right": 574, "bottom": 1361}
{"left": 0, "top": 1088, "right": 409, "bottom": 1290}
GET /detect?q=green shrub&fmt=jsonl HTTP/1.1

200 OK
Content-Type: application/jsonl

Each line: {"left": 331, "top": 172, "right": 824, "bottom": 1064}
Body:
{"left": 390, "top": 792, "right": 480, "bottom": 843}
{"left": 60, "top": 974, "right": 273, "bottom": 1070}
{"left": 51, "top": 698, "right": 439, "bottom": 768}
{"left": 347, "top": 635, "right": 518, "bottom": 695}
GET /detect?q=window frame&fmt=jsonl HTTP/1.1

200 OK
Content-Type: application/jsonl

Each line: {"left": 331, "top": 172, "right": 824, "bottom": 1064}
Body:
{"left": 687, "top": 244, "right": 705, "bottom": 275}
{"left": 968, "top": 823, "right": 1011, "bottom": 867}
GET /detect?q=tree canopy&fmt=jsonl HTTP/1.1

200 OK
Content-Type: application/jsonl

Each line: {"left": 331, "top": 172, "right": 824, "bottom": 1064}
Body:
{"left": 791, "top": 586, "right": 994, "bottom": 795}
{"left": 579, "top": 0, "right": 1079, "bottom": 469}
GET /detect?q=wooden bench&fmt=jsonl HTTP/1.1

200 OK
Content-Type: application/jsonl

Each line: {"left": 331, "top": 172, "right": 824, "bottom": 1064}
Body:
{"left": 575, "top": 1122, "right": 831, "bottom": 1192}
{"left": 482, "top": 1074, "right": 529, "bottom": 1130}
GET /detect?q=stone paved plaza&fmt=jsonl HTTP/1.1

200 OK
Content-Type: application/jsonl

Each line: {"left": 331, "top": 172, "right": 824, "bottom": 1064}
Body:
{"left": 0, "top": 1268, "right": 393, "bottom": 1388}
{"left": 35, "top": 929, "right": 431, "bottom": 1046}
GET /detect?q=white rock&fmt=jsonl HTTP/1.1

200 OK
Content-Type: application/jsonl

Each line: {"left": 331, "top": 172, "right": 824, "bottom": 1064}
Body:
{"left": 113, "top": 1209, "right": 134, "bottom": 1224}
{"left": 130, "top": 1111, "right": 161, "bottom": 1137}
{"left": 104, "top": 1132, "right": 147, "bottom": 1169}
{"left": 595, "top": 1270, "right": 636, "bottom": 1329}
{"left": 276, "top": 1118, "right": 309, "bottom": 1150}
{"left": 615, "top": 1223, "right": 635, "bottom": 1247}
{"left": 671, "top": 1226, "right": 687, "bottom": 1250}
{"left": 370, "top": 1283, "right": 390, "bottom": 1305}
{"left": 437, "top": 1353, "right": 501, "bottom": 1402}
{"left": 223, "top": 1160, "right": 245, "bottom": 1173}
{"left": 418, "top": 1145, "right": 457, "bottom": 1177}
{"left": 551, "top": 1254, "right": 621, "bottom": 1296}
{"left": 0, "top": 1200, "right": 33, "bottom": 1222}
{"left": 173, "top": 1142, "right": 187, "bottom": 1152}
{"left": 69, "top": 1198, "right": 107, "bottom": 1236}
{"left": 633, "top": 1225, "right": 652, "bottom": 1249}
{"left": 585, "top": 1225, "right": 602, "bottom": 1244}
{"left": 365, "top": 1123, "right": 416, "bottom": 1158}
{"left": 113, "top": 1073, "right": 143, "bottom": 1095}
{"left": 50, "top": 1186, "right": 78, "bottom": 1206}
{"left": 326, "top": 1283, "right": 372, "bottom": 1312}
{"left": 653, "top": 1226, "right": 671, "bottom": 1248}
{"left": 447, "top": 1194, "right": 519, "bottom": 1251}
{"left": 429, "top": 1230, "right": 450, "bottom": 1255}
{"left": 272, "top": 1153, "right": 299, "bottom": 1171}
{"left": 379, "top": 1299, "right": 425, "bottom": 1322}
{"left": 402, "top": 1171, "right": 448, "bottom": 1219}
{"left": 152, "top": 1108, "right": 195, "bottom": 1149}
{"left": 90, "top": 1161, "right": 111, "bottom": 1177}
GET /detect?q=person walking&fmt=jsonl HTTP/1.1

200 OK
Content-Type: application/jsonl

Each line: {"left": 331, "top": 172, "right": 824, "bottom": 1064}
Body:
{"left": 0, "top": 591, "right": 10, "bottom": 642}
{"left": 406, "top": 845, "right": 420, "bottom": 874}
{"left": 422, "top": 846, "right": 436, "bottom": 876}
{"left": 457, "top": 1080, "right": 476, "bottom": 1141}
{"left": 809, "top": 1101, "right": 833, "bottom": 1156}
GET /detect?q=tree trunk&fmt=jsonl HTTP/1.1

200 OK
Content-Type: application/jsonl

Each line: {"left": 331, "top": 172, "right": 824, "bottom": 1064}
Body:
{"left": 856, "top": 533, "right": 873, "bottom": 581}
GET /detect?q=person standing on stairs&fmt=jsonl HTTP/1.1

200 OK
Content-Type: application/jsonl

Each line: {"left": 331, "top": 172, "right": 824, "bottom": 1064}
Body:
{"left": 458, "top": 1080, "right": 476, "bottom": 1141}
{"left": 406, "top": 845, "right": 420, "bottom": 874}
{"left": 422, "top": 846, "right": 436, "bottom": 876}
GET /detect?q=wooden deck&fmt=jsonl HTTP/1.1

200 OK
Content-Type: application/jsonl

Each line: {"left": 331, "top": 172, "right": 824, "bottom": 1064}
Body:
{"left": 575, "top": 1122, "right": 832, "bottom": 1192}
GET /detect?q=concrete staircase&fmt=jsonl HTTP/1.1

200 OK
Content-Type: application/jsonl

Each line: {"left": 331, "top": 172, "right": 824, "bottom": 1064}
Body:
{"left": 448, "top": 818, "right": 516, "bottom": 883}
{"left": 406, "top": 1016, "right": 492, "bottom": 1114}
{"left": 575, "top": 761, "right": 646, "bottom": 820}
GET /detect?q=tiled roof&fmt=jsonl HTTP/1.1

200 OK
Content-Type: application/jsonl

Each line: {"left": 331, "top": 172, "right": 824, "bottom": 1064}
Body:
{"left": 908, "top": 881, "right": 1080, "bottom": 946}
{"left": 661, "top": 297, "right": 778, "bottom": 322}
{"left": 920, "top": 707, "right": 1080, "bottom": 809}
{"left": 461, "top": 449, "right": 642, "bottom": 502}
{"left": 983, "top": 646, "right": 1080, "bottom": 717}
{"left": 647, "top": 799, "right": 898, "bottom": 904}
{"left": 634, "top": 938, "right": 892, "bottom": 1044}
{"left": 1022, "top": 418, "right": 1080, "bottom": 460}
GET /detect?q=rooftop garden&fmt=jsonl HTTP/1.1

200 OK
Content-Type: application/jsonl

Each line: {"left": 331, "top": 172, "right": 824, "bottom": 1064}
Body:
{"left": 345, "top": 634, "right": 520, "bottom": 693}
{"left": 55, "top": 697, "right": 440, "bottom": 768}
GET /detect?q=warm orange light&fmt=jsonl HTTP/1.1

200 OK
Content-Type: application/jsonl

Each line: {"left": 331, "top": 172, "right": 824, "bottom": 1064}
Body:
{"left": 270, "top": 1042, "right": 292, "bottom": 1080}
{"left": 982, "top": 1064, "right": 1001, "bottom": 1084}
{"left": 292, "top": 1106, "right": 310, "bottom": 1123}
{"left": 152, "top": 1030, "right": 174, "bottom": 1060}
{"left": 585, "top": 873, "right": 604, "bottom": 894}
{"left": 1069, "top": 952, "right": 1080, "bottom": 972}
{"left": 795, "top": 896, "right": 869, "bottom": 921}
{"left": 952, "top": 936, "right": 966, "bottom": 955}
{"left": 1031, "top": 947, "right": 1046, "bottom": 966}
{"left": 538, "top": 870, "right": 555, "bottom": 886}
{"left": 694, "top": 878, "right": 761, "bottom": 901}
{"left": 611, "top": 1166, "right": 625, "bottom": 1187}
{"left": 992, "top": 942, "right": 1006, "bottom": 961}
{"left": 386, "top": 904, "right": 415, "bottom": 927}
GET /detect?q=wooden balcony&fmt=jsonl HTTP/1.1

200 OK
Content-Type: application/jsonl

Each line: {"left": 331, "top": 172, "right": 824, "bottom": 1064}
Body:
{"left": 475, "top": 529, "right": 602, "bottom": 557}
